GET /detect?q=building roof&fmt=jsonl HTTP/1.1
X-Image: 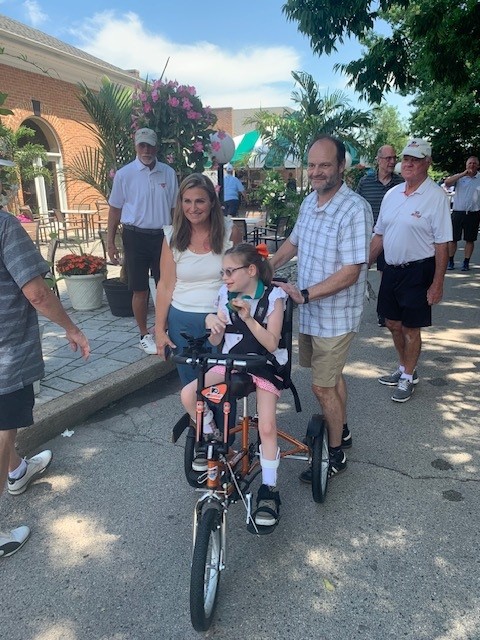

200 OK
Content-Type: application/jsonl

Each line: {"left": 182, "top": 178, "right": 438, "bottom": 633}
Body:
{"left": 0, "top": 13, "right": 139, "bottom": 89}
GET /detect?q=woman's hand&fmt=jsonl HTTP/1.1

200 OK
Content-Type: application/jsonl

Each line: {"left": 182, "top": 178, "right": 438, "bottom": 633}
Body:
{"left": 155, "top": 330, "right": 176, "bottom": 361}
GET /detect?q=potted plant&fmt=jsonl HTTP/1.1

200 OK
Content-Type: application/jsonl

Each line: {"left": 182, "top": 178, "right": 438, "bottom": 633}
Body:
{"left": 56, "top": 251, "right": 107, "bottom": 311}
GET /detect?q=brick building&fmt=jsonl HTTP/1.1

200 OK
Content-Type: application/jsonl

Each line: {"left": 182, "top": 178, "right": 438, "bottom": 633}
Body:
{"left": 0, "top": 14, "right": 239, "bottom": 214}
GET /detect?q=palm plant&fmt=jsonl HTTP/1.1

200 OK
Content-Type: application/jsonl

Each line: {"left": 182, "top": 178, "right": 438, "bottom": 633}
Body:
{"left": 0, "top": 123, "right": 51, "bottom": 212}
{"left": 245, "top": 70, "right": 372, "bottom": 193}
{"left": 65, "top": 78, "right": 135, "bottom": 200}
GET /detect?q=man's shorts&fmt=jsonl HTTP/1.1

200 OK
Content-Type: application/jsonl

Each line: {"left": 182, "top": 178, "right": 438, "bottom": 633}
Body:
{"left": 451, "top": 210, "right": 480, "bottom": 242}
{"left": 122, "top": 226, "right": 164, "bottom": 292}
{"left": 0, "top": 385, "right": 35, "bottom": 430}
{"left": 298, "top": 332, "right": 355, "bottom": 388}
{"left": 378, "top": 257, "right": 435, "bottom": 328}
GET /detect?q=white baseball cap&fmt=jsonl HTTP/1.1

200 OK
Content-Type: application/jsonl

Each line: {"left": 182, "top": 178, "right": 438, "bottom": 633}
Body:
{"left": 134, "top": 128, "right": 157, "bottom": 146}
{"left": 401, "top": 138, "right": 432, "bottom": 159}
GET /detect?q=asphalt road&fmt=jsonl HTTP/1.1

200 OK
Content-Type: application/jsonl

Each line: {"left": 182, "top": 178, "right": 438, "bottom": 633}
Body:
{"left": 1, "top": 266, "right": 480, "bottom": 640}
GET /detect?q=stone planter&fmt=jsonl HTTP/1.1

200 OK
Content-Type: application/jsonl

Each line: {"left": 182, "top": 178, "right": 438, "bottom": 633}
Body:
{"left": 102, "top": 278, "right": 134, "bottom": 317}
{"left": 64, "top": 273, "right": 105, "bottom": 311}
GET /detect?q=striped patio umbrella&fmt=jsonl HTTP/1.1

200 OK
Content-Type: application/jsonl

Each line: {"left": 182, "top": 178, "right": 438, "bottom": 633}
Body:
{"left": 231, "top": 131, "right": 301, "bottom": 169}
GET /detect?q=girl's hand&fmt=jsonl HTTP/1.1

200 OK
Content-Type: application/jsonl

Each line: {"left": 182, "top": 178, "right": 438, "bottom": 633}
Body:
{"left": 206, "top": 311, "right": 227, "bottom": 335}
{"left": 155, "top": 330, "right": 176, "bottom": 360}
{"left": 230, "top": 297, "right": 252, "bottom": 321}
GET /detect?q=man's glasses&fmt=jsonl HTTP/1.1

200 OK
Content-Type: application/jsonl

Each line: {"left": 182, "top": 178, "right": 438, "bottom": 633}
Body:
{"left": 220, "top": 266, "right": 248, "bottom": 278}
{"left": 378, "top": 156, "right": 397, "bottom": 161}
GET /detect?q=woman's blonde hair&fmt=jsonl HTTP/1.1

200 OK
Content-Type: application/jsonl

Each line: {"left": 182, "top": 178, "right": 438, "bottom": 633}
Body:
{"left": 171, "top": 173, "right": 225, "bottom": 253}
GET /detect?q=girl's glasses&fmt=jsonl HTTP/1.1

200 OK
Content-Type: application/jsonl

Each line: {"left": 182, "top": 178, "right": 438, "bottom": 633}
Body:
{"left": 220, "top": 266, "right": 248, "bottom": 278}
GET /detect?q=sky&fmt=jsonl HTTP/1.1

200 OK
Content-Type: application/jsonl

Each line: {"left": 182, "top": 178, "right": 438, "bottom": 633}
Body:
{"left": 0, "top": 0, "right": 413, "bottom": 123}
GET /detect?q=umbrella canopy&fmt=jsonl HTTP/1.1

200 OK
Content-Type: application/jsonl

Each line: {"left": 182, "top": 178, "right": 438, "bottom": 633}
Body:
{"left": 231, "top": 131, "right": 360, "bottom": 169}
{"left": 231, "top": 131, "right": 301, "bottom": 169}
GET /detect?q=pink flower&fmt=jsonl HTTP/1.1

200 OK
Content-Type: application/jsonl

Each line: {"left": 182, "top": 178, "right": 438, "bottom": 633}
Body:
{"left": 211, "top": 141, "right": 221, "bottom": 152}
{"left": 140, "top": 92, "right": 147, "bottom": 102}
{"left": 182, "top": 98, "right": 193, "bottom": 110}
{"left": 187, "top": 110, "right": 200, "bottom": 120}
{"left": 143, "top": 102, "right": 152, "bottom": 114}
{"left": 166, "top": 154, "right": 175, "bottom": 164}
{"left": 193, "top": 141, "right": 204, "bottom": 152}
{"left": 168, "top": 97, "right": 180, "bottom": 107}
{"left": 151, "top": 90, "right": 159, "bottom": 102}
{"left": 217, "top": 130, "right": 227, "bottom": 139}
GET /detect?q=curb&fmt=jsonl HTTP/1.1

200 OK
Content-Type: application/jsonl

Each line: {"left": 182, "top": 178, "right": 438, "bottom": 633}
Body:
{"left": 17, "top": 357, "right": 176, "bottom": 455}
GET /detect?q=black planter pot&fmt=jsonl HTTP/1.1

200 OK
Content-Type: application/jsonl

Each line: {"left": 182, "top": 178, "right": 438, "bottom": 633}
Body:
{"left": 102, "top": 278, "right": 134, "bottom": 317}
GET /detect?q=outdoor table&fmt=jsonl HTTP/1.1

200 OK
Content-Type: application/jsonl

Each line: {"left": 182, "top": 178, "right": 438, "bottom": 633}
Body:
{"left": 61, "top": 210, "right": 97, "bottom": 241}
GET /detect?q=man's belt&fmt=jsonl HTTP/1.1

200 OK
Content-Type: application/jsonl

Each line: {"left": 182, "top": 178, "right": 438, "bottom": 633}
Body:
{"left": 123, "top": 224, "right": 164, "bottom": 235}
{"left": 388, "top": 256, "right": 435, "bottom": 269}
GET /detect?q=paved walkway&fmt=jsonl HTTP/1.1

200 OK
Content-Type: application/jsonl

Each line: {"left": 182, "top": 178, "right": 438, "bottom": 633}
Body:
{"left": 19, "top": 240, "right": 175, "bottom": 453}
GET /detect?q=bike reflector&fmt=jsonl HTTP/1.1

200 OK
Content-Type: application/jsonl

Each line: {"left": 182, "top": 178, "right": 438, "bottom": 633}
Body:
{"left": 201, "top": 384, "right": 227, "bottom": 403}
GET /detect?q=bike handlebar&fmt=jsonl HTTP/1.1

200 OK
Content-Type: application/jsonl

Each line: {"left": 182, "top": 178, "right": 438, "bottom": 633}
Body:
{"left": 172, "top": 351, "right": 267, "bottom": 370}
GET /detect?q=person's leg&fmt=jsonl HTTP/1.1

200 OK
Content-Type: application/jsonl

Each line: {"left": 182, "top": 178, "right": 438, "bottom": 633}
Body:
{"left": 464, "top": 241, "right": 474, "bottom": 260}
{"left": 255, "top": 387, "right": 281, "bottom": 526}
{"left": 132, "top": 291, "right": 149, "bottom": 336}
{"left": 0, "top": 429, "right": 18, "bottom": 498}
{"left": 448, "top": 212, "right": 462, "bottom": 268}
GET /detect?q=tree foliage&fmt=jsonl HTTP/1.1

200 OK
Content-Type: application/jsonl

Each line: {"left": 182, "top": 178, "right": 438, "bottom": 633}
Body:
{"left": 66, "top": 78, "right": 135, "bottom": 200}
{"left": 361, "top": 104, "right": 408, "bottom": 162}
{"left": 282, "top": 0, "right": 480, "bottom": 103}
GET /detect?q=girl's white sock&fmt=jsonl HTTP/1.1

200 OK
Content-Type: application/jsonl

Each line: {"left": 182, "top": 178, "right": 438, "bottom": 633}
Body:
{"left": 259, "top": 446, "right": 280, "bottom": 487}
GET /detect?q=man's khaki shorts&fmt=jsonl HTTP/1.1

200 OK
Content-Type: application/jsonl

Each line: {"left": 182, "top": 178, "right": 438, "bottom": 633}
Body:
{"left": 298, "top": 332, "right": 356, "bottom": 388}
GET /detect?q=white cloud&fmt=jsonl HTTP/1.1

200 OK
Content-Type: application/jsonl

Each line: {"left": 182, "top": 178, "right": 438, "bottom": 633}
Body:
{"left": 23, "top": 0, "right": 48, "bottom": 26}
{"left": 72, "top": 11, "right": 302, "bottom": 109}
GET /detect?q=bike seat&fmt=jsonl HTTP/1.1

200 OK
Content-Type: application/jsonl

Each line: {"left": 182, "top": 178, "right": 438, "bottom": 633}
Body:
{"left": 229, "top": 372, "right": 256, "bottom": 399}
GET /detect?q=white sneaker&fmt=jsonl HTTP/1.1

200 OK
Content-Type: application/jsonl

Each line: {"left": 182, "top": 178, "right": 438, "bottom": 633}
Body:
{"left": 139, "top": 334, "right": 157, "bottom": 355}
{"left": 8, "top": 450, "right": 53, "bottom": 495}
{"left": 0, "top": 526, "right": 31, "bottom": 557}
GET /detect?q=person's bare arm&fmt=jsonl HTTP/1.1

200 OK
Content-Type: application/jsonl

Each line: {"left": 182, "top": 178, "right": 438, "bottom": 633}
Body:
{"left": 269, "top": 238, "right": 297, "bottom": 271}
{"left": 369, "top": 234, "right": 384, "bottom": 267}
{"left": 444, "top": 170, "right": 467, "bottom": 188}
{"left": 427, "top": 242, "right": 449, "bottom": 305}
{"left": 155, "top": 239, "right": 177, "bottom": 357}
{"left": 22, "top": 276, "right": 90, "bottom": 359}
{"left": 275, "top": 264, "right": 362, "bottom": 305}
{"left": 107, "top": 206, "right": 122, "bottom": 264}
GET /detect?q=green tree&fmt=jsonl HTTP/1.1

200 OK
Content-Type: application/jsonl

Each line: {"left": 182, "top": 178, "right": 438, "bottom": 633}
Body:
{"left": 362, "top": 104, "right": 408, "bottom": 162}
{"left": 65, "top": 78, "right": 135, "bottom": 201}
{"left": 410, "top": 86, "right": 480, "bottom": 173}
{"left": 282, "top": 0, "right": 480, "bottom": 103}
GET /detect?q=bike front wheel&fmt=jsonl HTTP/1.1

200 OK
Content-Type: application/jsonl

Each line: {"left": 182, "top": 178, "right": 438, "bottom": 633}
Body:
{"left": 190, "top": 506, "right": 223, "bottom": 631}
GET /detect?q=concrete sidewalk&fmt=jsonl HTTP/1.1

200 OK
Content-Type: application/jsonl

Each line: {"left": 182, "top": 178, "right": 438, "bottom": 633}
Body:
{"left": 17, "top": 241, "right": 175, "bottom": 453}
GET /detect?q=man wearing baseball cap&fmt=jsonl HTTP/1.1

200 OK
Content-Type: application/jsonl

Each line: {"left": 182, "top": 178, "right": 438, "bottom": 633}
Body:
{"left": 369, "top": 138, "right": 452, "bottom": 402}
{"left": 108, "top": 128, "right": 178, "bottom": 354}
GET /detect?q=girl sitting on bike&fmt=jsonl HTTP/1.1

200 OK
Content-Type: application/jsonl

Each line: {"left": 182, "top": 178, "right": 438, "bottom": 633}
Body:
{"left": 180, "top": 242, "right": 288, "bottom": 528}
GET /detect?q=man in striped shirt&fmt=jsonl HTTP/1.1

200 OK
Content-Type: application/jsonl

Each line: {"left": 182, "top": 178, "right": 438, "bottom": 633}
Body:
{"left": 271, "top": 135, "right": 373, "bottom": 480}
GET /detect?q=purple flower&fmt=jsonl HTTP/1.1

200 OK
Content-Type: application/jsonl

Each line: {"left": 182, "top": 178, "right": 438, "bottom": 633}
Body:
{"left": 182, "top": 98, "right": 193, "bottom": 110}
{"left": 193, "top": 141, "right": 204, "bottom": 152}
{"left": 168, "top": 97, "right": 180, "bottom": 107}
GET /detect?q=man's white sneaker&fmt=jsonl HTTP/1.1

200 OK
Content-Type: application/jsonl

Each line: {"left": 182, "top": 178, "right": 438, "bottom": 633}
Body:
{"left": 0, "top": 526, "right": 31, "bottom": 557}
{"left": 8, "top": 450, "right": 53, "bottom": 495}
{"left": 139, "top": 334, "right": 157, "bottom": 355}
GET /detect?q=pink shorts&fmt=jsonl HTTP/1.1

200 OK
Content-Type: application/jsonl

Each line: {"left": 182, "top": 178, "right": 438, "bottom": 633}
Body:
{"left": 208, "top": 365, "right": 281, "bottom": 398}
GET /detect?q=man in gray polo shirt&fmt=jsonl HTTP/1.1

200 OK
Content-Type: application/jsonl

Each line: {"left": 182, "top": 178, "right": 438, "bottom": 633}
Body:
{"left": 0, "top": 210, "right": 90, "bottom": 558}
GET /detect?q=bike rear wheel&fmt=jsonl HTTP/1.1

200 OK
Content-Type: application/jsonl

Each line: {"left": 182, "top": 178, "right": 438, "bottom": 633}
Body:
{"left": 190, "top": 507, "right": 223, "bottom": 631}
{"left": 311, "top": 416, "right": 329, "bottom": 503}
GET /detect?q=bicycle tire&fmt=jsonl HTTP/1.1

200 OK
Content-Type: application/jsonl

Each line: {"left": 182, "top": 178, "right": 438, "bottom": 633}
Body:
{"left": 190, "top": 507, "right": 223, "bottom": 631}
{"left": 311, "top": 416, "right": 329, "bottom": 503}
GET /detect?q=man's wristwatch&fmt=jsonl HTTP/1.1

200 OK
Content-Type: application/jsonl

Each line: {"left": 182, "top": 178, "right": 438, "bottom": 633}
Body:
{"left": 300, "top": 288, "right": 310, "bottom": 304}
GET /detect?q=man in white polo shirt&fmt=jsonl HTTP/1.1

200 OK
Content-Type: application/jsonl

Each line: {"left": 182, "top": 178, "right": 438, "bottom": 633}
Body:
{"left": 369, "top": 138, "right": 452, "bottom": 403}
{"left": 108, "top": 128, "right": 178, "bottom": 354}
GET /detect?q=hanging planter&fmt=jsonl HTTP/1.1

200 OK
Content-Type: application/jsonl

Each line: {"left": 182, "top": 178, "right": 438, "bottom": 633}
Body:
{"left": 64, "top": 273, "right": 105, "bottom": 311}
